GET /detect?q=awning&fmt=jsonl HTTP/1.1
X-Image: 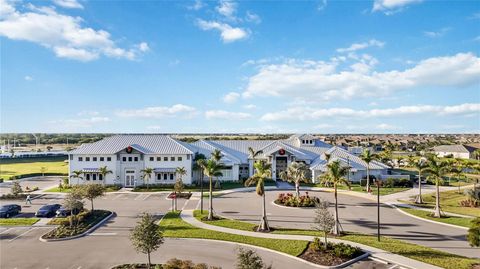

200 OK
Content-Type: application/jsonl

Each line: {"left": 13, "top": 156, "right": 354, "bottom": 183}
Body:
{"left": 82, "top": 168, "right": 100, "bottom": 172}
{"left": 154, "top": 168, "right": 177, "bottom": 173}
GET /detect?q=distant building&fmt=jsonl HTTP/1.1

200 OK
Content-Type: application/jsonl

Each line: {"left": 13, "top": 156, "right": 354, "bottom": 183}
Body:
{"left": 433, "top": 144, "right": 479, "bottom": 159}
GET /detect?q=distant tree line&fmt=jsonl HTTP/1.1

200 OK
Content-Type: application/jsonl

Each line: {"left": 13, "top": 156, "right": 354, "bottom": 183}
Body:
{"left": 0, "top": 134, "right": 110, "bottom": 146}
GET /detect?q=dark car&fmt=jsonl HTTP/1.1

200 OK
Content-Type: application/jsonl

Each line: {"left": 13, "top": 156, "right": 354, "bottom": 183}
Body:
{"left": 55, "top": 206, "right": 81, "bottom": 217}
{"left": 0, "top": 204, "right": 21, "bottom": 218}
{"left": 35, "top": 204, "right": 61, "bottom": 217}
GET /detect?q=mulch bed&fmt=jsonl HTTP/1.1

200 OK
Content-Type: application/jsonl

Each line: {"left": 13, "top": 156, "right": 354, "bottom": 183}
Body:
{"left": 168, "top": 192, "right": 192, "bottom": 199}
{"left": 299, "top": 247, "right": 352, "bottom": 266}
{"left": 252, "top": 225, "right": 275, "bottom": 233}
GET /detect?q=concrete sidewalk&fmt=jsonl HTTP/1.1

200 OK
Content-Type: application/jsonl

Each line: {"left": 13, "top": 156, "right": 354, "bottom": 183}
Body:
{"left": 180, "top": 209, "right": 442, "bottom": 269}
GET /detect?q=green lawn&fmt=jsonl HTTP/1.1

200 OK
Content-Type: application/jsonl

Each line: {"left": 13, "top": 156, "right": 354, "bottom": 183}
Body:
{"left": 0, "top": 157, "right": 68, "bottom": 180}
{"left": 44, "top": 185, "right": 121, "bottom": 193}
{"left": 160, "top": 211, "right": 309, "bottom": 257}
{"left": 193, "top": 210, "right": 479, "bottom": 269}
{"left": 308, "top": 183, "right": 410, "bottom": 196}
{"left": 0, "top": 218, "right": 40, "bottom": 226}
{"left": 402, "top": 189, "right": 480, "bottom": 217}
{"left": 399, "top": 207, "right": 473, "bottom": 228}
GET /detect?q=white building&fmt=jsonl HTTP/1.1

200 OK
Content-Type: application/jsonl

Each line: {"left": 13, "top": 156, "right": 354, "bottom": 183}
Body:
{"left": 68, "top": 134, "right": 390, "bottom": 187}
{"left": 433, "top": 144, "right": 479, "bottom": 160}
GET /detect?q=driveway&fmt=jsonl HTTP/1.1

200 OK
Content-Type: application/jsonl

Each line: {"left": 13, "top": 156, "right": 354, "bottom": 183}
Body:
{"left": 210, "top": 189, "right": 480, "bottom": 259}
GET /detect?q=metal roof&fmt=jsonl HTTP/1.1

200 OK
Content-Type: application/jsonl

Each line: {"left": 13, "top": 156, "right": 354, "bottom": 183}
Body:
{"left": 70, "top": 135, "right": 193, "bottom": 155}
{"left": 154, "top": 168, "right": 177, "bottom": 173}
{"left": 433, "top": 145, "right": 474, "bottom": 153}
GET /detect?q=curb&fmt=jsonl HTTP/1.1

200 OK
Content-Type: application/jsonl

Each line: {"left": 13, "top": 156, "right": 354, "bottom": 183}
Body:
{"left": 39, "top": 211, "right": 114, "bottom": 242}
{"left": 388, "top": 203, "right": 469, "bottom": 231}
{"left": 270, "top": 200, "right": 316, "bottom": 210}
{"left": 167, "top": 237, "right": 370, "bottom": 269}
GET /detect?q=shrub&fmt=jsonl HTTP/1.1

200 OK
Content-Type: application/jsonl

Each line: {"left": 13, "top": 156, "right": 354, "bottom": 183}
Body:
{"left": 11, "top": 181, "right": 22, "bottom": 196}
{"left": 467, "top": 217, "right": 480, "bottom": 247}
{"left": 309, "top": 239, "right": 362, "bottom": 259}
{"left": 275, "top": 192, "right": 319, "bottom": 207}
{"left": 236, "top": 247, "right": 271, "bottom": 269}
{"left": 162, "top": 258, "right": 221, "bottom": 269}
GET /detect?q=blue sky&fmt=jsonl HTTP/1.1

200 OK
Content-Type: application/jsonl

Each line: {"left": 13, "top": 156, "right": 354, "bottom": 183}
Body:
{"left": 1, "top": 0, "right": 479, "bottom": 134}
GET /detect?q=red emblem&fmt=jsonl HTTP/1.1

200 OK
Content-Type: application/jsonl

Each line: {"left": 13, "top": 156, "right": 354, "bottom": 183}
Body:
{"left": 278, "top": 148, "right": 286, "bottom": 155}
{"left": 126, "top": 146, "right": 133, "bottom": 154}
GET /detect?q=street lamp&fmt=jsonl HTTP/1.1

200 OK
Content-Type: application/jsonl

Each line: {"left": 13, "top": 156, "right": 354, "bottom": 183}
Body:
{"left": 376, "top": 178, "right": 381, "bottom": 242}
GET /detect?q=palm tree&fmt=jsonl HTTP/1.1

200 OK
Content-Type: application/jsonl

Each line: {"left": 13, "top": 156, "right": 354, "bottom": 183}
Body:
{"left": 318, "top": 160, "right": 350, "bottom": 235}
{"left": 360, "top": 149, "right": 377, "bottom": 193}
{"left": 70, "top": 170, "right": 84, "bottom": 185}
{"left": 248, "top": 147, "right": 263, "bottom": 160}
{"left": 408, "top": 156, "right": 428, "bottom": 204}
{"left": 98, "top": 166, "right": 113, "bottom": 185}
{"left": 173, "top": 167, "right": 187, "bottom": 211}
{"left": 450, "top": 160, "right": 464, "bottom": 194}
{"left": 244, "top": 160, "right": 272, "bottom": 232}
{"left": 211, "top": 149, "right": 222, "bottom": 162}
{"left": 424, "top": 155, "right": 449, "bottom": 218}
{"left": 279, "top": 161, "right": 308, "bottom": 197}
{"left": 140, "top": 167, "right": 154, "bottom": 189}
{"left": 200, "top": 158, "right": 223, "bottom": 220}
{"left": 194, "top": 156, "right": 207, "bottom": 213}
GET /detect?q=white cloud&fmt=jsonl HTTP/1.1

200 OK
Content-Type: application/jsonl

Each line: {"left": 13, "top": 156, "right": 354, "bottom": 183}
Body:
{"left": 216, "top": 0, "right": 237, "bottom": 19}
{"left": 424, "top": 27, "right": 451, "bottom": 38}
{"left": 376, "top": 123, "right": 399, "bottom": 130}
{"left": 196, "top": 19, "right": 249, "bottom": 42}
{"left": 373, "top": 0, "right": 422, "bottom": 14}
{"left": 137, "top": 42, "right": 150, "bottom": 52}
{"left": 243, "top": 53, "right": 480, "bottom": 101}
{"left": 116, "top": 104, "right": 197, "bottom": 118}
{"left": 222, "top": 92, "right": 240, "bottom": 103}
{"left": 243, "top": 104, "right": 257, "bottom": 110}
{"left": 205, "top": 110, "right": 252, "bottom": 120}
{"left": 187, "top": 0, "right": 204, "bottom": 10}
{"left": 52, "top": 0, "right": 83, "bottom": 9}
{"left": 24, "top": 75, "right": 33, "bottom": 81}
{"left": 245, "top": 11, "right": 261, "bottom": 24}
{"left": 337, "top": 39, "right": 385, "bottom": 53}
{"left": 317, "top": 0, "right": 327, "bottom": 11}
{"left": 260, "top": 103, "right": 480, "bottom": 121}
{"left": 50, "top": 116, "right": 110, "bottom": 128}
{"left": 0, "top": 1, "right": 148, "bottom": 61}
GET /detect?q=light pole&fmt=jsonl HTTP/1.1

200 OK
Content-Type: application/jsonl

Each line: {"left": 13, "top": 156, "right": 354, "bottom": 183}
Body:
{"left": 376, "top": 179, "right": 381, "bottom": 242}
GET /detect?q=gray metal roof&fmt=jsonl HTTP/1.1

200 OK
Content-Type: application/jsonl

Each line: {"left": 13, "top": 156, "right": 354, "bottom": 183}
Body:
{"left": 433, "top": 145, "right": 473, "bottom": 153}
{"left": 70, "top": 135, "right": 193, "bottom": 155}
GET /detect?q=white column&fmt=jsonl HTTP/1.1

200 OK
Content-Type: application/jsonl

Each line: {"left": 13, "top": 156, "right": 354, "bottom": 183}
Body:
{"left": 248, "top": 159, "right": 254, "bottom": 177}
{"left": 272, "top": 155, "right": 277, "bottom": 181}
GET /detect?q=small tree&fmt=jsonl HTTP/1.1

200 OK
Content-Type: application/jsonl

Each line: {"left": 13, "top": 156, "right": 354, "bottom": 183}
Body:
{"left": 313, "top": 199, "right": 335, "bottom": 249}
{"left": 63, "top": 187, "right": 84, "bottom": 229}
{"left": 40, "top": 166, "right": 47, "bottom": 177}
{"left": 279, "top": 161, "right": 309, "bottom": 197}
{"left": 467, "top": 217, "right": 480, "bottom": 247}
{"left": 236, "top": 247, "right": 272, "bottom": 269}
{"left": 11, "top": 181, "right": 22, "bottom": 197}
{"left": 140, "top": 167, "right": 154, "bottom": 190}
{"left": 81, "top": 184, "right": 105, "bottom": 212}
{"left": 70, "top": 170, "right": 83, "bottom": 185}
{"left": 130, "top": 213, "right": 164, "bottom": 269}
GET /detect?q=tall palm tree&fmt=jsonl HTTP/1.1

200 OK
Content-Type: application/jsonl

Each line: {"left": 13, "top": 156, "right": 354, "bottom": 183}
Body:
{"left": 319, "top": 160, "right": 350, "bottom": 235}
{"left": 248, "top": 147, "right": 263, "bottom": 160}
{"left": 211, "top": 149, "right": 222, "bottom": 162}
{"left": 140, "top": 167, "right": 154, "bottom": 189}
{"left": 98, "top": 166, "right": 112, "bottom": 185}
{"left": 360, "top": 149, "right": 377, "bottom": 193}
{"left": 200, "top": 158, "right": 223, "bottom": 220}
{"left": 70, "top": 170, "right": 84, "bottom": 185}
{"left": 424, "top": 155, "right": 449, "bottom": 218}
{"left": 279, "top": 161, "right": 308, "bottom": 197}
{"left": 175, "top": 166, "right": 187, "bottom": 183}
{"left": 244, "top": 160, "right": 272, "bottom": 232}
{"left": 408, "top": 156, "right": 428, "bottom": 204}
{"left": 195, "top": 157, "right": 207, "bottom": 213}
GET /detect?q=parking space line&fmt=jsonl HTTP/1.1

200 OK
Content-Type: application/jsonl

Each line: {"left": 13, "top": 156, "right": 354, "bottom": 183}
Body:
{"left": 134, "top": 194, "right": 145, "bottom": 201}
{"left": 142, "top": 194, "right": 152, "bottom": 201}
{"left": 181, "top": 200, "right": 190, "bottom": 211}
{"left": 9, "top": 227, "right": 37, "bottom": 242}
{"left": 112, "top": 194, "right": 124, "bottom": 200}
{"left": 0, "top": 228, "right": 13, "bottom": 235}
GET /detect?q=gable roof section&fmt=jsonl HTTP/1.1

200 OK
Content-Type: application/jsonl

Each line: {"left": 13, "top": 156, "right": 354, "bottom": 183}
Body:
{"left": 433, "top": 145, "right": 472, "bottom": 153}
{"left": 70, "top": 135, "right": 193, "bottom": 155}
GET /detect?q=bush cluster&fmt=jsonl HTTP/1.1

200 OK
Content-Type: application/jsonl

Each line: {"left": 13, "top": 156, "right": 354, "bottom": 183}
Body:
{"left": 309, "top": 237, "right": 363, "bottom": 258}
{"left": 163, "top": 258, "right": 221, "bottom": 269}
{"left": 275, "top": 192, "right": 319, "bottom": 207}
{"left": 383, "top": 178, "right": 413, "bottom": 188}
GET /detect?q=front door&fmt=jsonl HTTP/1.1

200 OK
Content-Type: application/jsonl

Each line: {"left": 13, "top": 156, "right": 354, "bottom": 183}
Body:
{"left": 276, "top": 157, "right": 288, "bottom": 180}
{"left": 125, "top": 170, "right": 135, "bottom": 187}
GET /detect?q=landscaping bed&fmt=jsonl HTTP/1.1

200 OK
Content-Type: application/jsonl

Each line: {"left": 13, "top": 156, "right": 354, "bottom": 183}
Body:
{"left": 167, "top": 192, "right": 192, "bottom": 199}
{"left": 274, "top": 192, "right": 319, "bottom": 207}
{"left": 0, "top": 217, "right": 40, "bottom": 226}
{"left": 299, "top": 239, "right": 364, "bottom": 266}
{"left": 112, "top": 258, "right": 220, "bottom": 269}
{"left": 42, "top": 209, "right": 111, "bottom": 239}
{"left": 0, "top": 193, "right": 28, "bottom": 200}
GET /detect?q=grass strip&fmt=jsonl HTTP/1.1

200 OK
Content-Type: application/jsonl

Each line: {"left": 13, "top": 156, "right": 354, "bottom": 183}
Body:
{"left": 192, "top": 210, "right": 479, "bottom": 269}
{"left": 0, "top": 218, "right": 40, "bottom": 226}
{"left": 159, "top": 211, "right": 308, "bottom": 257}
{"left": 398, "top": 207, "right": 473, "bottom": 228}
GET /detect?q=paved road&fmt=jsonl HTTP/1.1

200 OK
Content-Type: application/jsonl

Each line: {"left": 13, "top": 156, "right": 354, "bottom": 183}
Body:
{"left": 1, "top": 192, "right": 388, "bottom": 269}
{"left": 211, "top": 189, "right": 480, "bottom": 259}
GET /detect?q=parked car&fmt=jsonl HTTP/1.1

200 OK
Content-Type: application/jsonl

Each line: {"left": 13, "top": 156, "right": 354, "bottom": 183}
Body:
{"left": 0, "top": 204, "right": 21, "bottom": 218}
{"left": 55, "top": 206, "right": 81, "bottom": 217}
{"left": 35, "top": 204, "right": 61, "bottom": 217}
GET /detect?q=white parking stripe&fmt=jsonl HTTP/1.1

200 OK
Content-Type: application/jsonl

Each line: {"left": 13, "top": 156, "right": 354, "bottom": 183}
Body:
{"left": 9, "top": 227, "right": 37, "bottom": 242}
{"left": 0, "top": 228, "right": 13, "bottom": 235}
{"left": 112, "top": 194, "right": 124, "bottom": 200}
{"left": 142, "top": 194, "right": 152, "bottom": 201}
{"left": 181, "top": 200, "right": 190, "bottom": 211}
{"left": 134, "top": 194, "right": 144, "bottom": 201}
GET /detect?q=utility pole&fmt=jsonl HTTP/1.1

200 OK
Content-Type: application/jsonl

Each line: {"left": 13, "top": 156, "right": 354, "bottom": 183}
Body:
{"left": 377, "top": 179, "right": 381, "bottom": 242}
